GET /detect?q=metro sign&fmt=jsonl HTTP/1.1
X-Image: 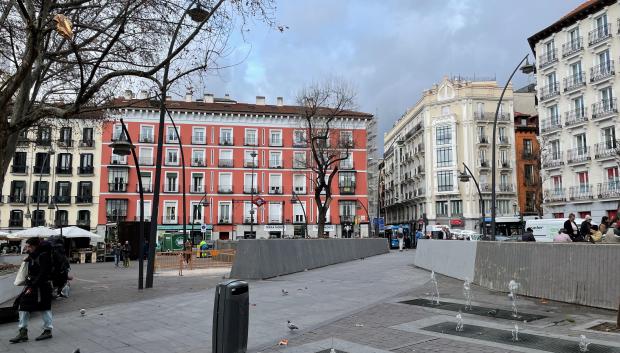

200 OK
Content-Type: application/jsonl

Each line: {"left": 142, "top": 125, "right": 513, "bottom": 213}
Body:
{"left": 253, "top": 197, "right": 266, "bottom": 207}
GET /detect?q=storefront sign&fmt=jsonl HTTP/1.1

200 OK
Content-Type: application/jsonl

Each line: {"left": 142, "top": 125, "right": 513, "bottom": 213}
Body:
{"left": 264, "top": 225, "right": 287, "bottom": 231}
{"left": 450, "top": 219, "right": 464, "bottom": 227}
{"left": 311, "top": 225, "right": 335, "bottom": 232}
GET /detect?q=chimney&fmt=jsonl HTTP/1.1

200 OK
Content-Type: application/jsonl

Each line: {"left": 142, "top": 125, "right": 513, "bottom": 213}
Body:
{"left": 256, "top": 96, "right": 265, "bottom": 105}
{"left": 276, "top": 96, "right": 283, "bottom": 106}
{"left": 203, "top": 93, "right": 214, "bottom": 103}
{"left": 123, "top": 90, "right": 133, "bottom": 100}
{"left": 139, "top": 90, "right": 148, "bottom": 99}
{"left": 185, "top": 91, "right": 193, "bottom": 102}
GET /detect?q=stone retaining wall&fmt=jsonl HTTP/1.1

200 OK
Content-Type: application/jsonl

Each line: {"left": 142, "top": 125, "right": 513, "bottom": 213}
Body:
{"left": 230, "top": 238, "right": 389, "bottom": 280}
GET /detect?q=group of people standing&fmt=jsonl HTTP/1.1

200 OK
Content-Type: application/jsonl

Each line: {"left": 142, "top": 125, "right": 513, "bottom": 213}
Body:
{"left": 111, "top": 241, "right": 132, "bottom": 267}
{"left": 558, "top": 213, "right": 620, "bottom": 243}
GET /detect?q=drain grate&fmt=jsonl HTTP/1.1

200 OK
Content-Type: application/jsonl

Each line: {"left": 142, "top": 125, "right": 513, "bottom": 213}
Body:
{"left": 421, "top": 321, "right": 620, "bottom": 353}
{"left": 400, "top": 298, "right": 546, "bottom": 322}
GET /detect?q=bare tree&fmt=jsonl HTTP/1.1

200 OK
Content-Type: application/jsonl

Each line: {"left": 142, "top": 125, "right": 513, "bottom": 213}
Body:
{"left": 0, "top": 0, "right": 275, "bottom": 188}
{"left": 296, "top": 80, "right": 361, "bottom": 238}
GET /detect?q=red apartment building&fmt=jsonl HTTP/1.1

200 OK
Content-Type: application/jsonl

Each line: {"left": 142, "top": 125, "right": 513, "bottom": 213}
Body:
{"left": 97, "top": 93, "right": 372, "bottom": 243}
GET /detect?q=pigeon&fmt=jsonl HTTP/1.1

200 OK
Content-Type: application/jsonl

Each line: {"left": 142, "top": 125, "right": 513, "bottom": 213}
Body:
{"left": 287, "top": 320, "right": 299, "bottom": 331}
{"left": 73, "top": 349, "right": 81, "bottom": 353}
{"left": 80, "top": 309, "right": 86, "bottom": 316}
{"left": 487, "top": 309, "right": 498, "bottom": 316}
{"left": 281, "top": 289, "right": 288, "bottom": 296}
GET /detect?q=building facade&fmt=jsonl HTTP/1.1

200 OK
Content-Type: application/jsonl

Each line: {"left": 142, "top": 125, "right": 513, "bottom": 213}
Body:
{"left": 99, "top": 93, "right": 372, "bottom": 243}
{"left": 0, "top": 122, "right": 102, "bottom": 232}
{"left": 381, "top": 77, "right": 519, "bottom": 233}
{"left": 514, "top": 112, "right": 543, "bottom": 217}
{"left": 528, "top": 0, "right": 620, "bottom": 220}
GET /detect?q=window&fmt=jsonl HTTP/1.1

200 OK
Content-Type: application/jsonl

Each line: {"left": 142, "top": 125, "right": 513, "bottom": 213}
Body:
{"left": 577, "top": 171, "right": 589, "bottom": 190}
{"left": 55, "top": 181, "right": 71, "bottom": 203}
{"left": 165, "top": 148, "right": 179, "bottom": 165}
{"left": 339, "top": 200, "right": 356, "bottom": 223}
{"left": 339, "top": 171, "right": 356, "bottom": 194}
{"left": 9, "top": 210, "right": 23, "bottom": 227}
{"left": 140, "top": 125, "right": 154, "bottom": 143}
{"left": 191, "top": 202, "right": 202, "bottom": 223}
{"left": 526, "top": 192, "right": 536, "bottom": 212}
{"left": 500, "top": 174, "right": 509, "bottom": 187}
{"left": 569, "top": 27, "right": 579, "bottom": 46}
{"left": 106, "top": 199, "right": 128, "bottom": 221}
{"left": 340, "top": 152, "right": 353, "bottom": 169}
{"left": 55, "top": 210, "right": 69, "bottom": 227}
{"left": 245, "top": 129, "right": 257, "bottom": 146}
{"left": 219, "top": 202, "right": 232, "bottom": 223}
{"left": 598, "top": 49, "right": 611, "bottom": 68}
{"left": 140, "top": 172, "right": 152, "bottom": 192}
{"left": 191, "top": 173, "right": 203, "bottom": 193}
{"left": 550, "top": 140, "right": 561, "bottom": 160}
{"left": 269, "top": 174, "right": 282, "bottom": 194}
{"left": 37, "top": 126, "right": 52, "bottom": 144}
{"left": 166, "top": 126, "right": 179, "bottom": 143}
{"left": 139, "top": 147, "right": 153, "bottom": 165}
{"left": 435, "top": 125, "right": 452, "bottom": 145}
{"left": 478, "top": 126, "right": 486, "bottom": 142}
{"left": 56, "top": 153, "right": 72, "bottom": 174}
{"left": 243, "top": 202, "right": 257, "bottom": 223}
{"left": 553, "top": 212, "right": 564, "bottom": 219}
{"left": 108, "top": 168, "right": 128, "bottom": 192}
{"left": 578, "top": 211, "right": 591, "bottom": 219}
{"left": 244, "top": 150, "right": 258, "bottom": 167}
{"left": 220, "top": 128, "right": 233, "bottom": 145}
{"left": 269, "top": 151, "right": 282, "bottom": 168}
{"left": 268, "top": 202, "right": 283, "bottom": 223}
{"left": 548, "top": 105, "right": 559, "bottom": 124}
{"left": 219, "top": 173, "right": 232, "bottom": 193}
{"left": 34, "top": 152, "right": 51, "bottom": 173}
{"left": 496, "top": 200, "right": 511, "bottom": 215}
{"left": 191, "top": 149, "right": 205, "bottom": 166}
{"left": 293, "top": 174, "right": 306, "bottom": 194}
{"left": 76, "top": 154, "right": 92, "bottom": 175}
{"left": 293, "top": 130, "right": 306, "bottom": 146}
{"left": 575, "top": 134, "right": 587, "bottom": 154}
{"left": 340, "top": 131, "right": 353, "bottom": 147}
{"left": 525, "top": 165, "right": 535, "bottom": 185}
{"left": 546, "top": 71, "right": 557, "bottom": 88}
{"left": 244, "top": 173, "right": 258, "bottom": 193}
{"left": 450, "top": 200, "right": 462, "bottom": 215}
{"left": 293, "top": 202, "right": 306, "bottom": 223}
{"left": 81, "top": 128, "right": 94, "bottom": 146}
{"left": 192, "top": 127, "right": 206, "bottom": 144}
{"left": 219, "top": 149, "right": 233, "bottom": 167}
{"left": 436, "top": 201, "right": 448, "bottom": 216}
{"left": 112, "top": 124, "right": 123, "bottom": 141}
{"left": 9, "top": 180, "right": 26, "bottom": 203}
{"left": 293, "top": 151, "right": 306, "bottom": 169}
{"left": 77, "top": 181, "right": 92, "bottom": 203}
{"left": 523, "top": 139, "right": 533, "bottom": 155}
{"left": 570, "top": 61, "right": 582, "bottom": 79}
{"left": 164, "top": 201, "right": 177, "bottom": 224}
{"left": 165, "top": 172, "right": 178, "bottom": 192}
{"left": 437, "top": 171, "right": 453, "bottom": 191}
{"left": 269, "top": 130, "right": 282, "bottom": 146}
{"left": 436, "top": 147, "right": 452, "bottom": 167}
{"left": 602, "top": 126, "right": 616, "bottom": 148}
{"left": 551, "top": 175, "right": 562, "bottom": 191}
{"left": 76, "top": 210, "right": 90, "bottom": 226}
{"left": 59, "top": 127, "right": 72, "bottom": 145}
{"left": 111, "top": 153, "right": 127, "bottom": 165}
{"left": 498, "top": 127, "right": 507, "bottom": 143}
{"left": 500, "top": 150, "right": 508, "bottom": 164}
{"left": 32, "top": 210, "right": 45, "bottom": 227}
{"left": 606, "top": 167, "right": 620, "bottom": 191}
{"left": 33, "top": 181, "right": 49, "bottom": 203}
{"left": 12, "top": 152, "right": 27, "bottom": 173}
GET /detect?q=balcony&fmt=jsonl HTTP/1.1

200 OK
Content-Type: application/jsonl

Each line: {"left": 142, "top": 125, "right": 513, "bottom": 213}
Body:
{"left": 498, "top": 136, "right": 510, "bottom": 145}
{"left": 563, "top": 72, "right": 586, "bottom": 92}
{"left": 538, "top": 49, "right": 557, "bottom": 69}
{"left": 591, "top": 98, "right": 618, "bottom": 121}
{"left": 75, "top": 195, "right": 93, "bottom": 204}
{"left": 244, "top": 137, "right": 258, "bottom": 146}
{"left": 108, "top": 182, "right": 128, "bottom": 192}
{"left": 521, "top": 152, "right": 536, "bottom": 160}
{"left": 269, "top": 159, "right": 282, "bottom": 168}
{"left": 588, "top": 24, "right": 611, "bottom": 46}
{"left": 31, "top": 195, "right": 49, "bottom": 204}
{"left": 569, "top": 185, "right": 594, "bottom": 201}
{"left": 590, "top": 61, "right": 614, "bottom": 83}
{"left": 162, "top": 216, "right": 177, "bottom": 224}
{"left": 496, "top": 184, "right": 514, "bottom": 192}
{"left": 269, "top": 139, "right": 283, "bottom": 147}
{"left": 539, "top": 82, "right": 560, "bottom": 101}
{"left": 473, "top": 111, "right": 511, "bottom": 122}
{"left": 339, "top": 184, "right": 356, "bottom": 194}
{"left": 478, "top": 159, "right": 490, "bottom": 169}
{"left": 56, "top": 166, "right": 72, "bottom": 175}
{"left": 76, "top": 219, "right": 91, "bottom": 227}
{"left": 191, "top": 158, "right": 205, "bottom": 167}
{"left": 542, "top": 152, "right": 564, "bottom": 169}
{"left": 243, "top": 159, "right": 258, "bottom": 168}
{"left": 597, "top": 181, "right": 620, "bottom": 199}
{"left": 36, "top": 139, "right": 52, "bottom": 146}
{"left": 8, "top": 195, "right": 26, "bottom": 203}
{"left": 540, "top": 118, "right": 562, "bottom": 134}
{"left": 544, "top": 188, "right": 566, "bottom": 202}
{"left": 110, "top": 157, "right": 127, "bottom": 165}
{"left": 218, "top": 159, "right": 233, "bottom": 168}
{"left": 339, "top": 161, "right": 354, "bottom": 170}
{"left": 9, "top": 219, "right": 23, "bottom": 227}
{"left": 477, "top": 135, "right": 489, "bottom": 144}
{"left": 562, "top": 37, "right": 583, "bottom": 57}
{"left": 190, "top": 184, "right": 204, "bottom": 193}
{"left": 498, "top": 160, "right": 511, "bottom": 169}
{"left": 139, "top": 156, "right": 154, "bottom": 166}
{"left": 564, "top": 108, "right": 588, "bottom": 127}
{"left": 293, "top": 139, "right": 306, "bottom": 147}
{"left": 191, "top": 135, "right": 206, "bottom": 145}
{"left": 164, "top": 159, "right": 179, "bottom": 166}
{"left": 243, "top": 186, "right": 258, "bottom": 194}
{"left": 33, "top": 165, "right": 50, "bottom": 174}
{"left": 53, "top": 195, "right": 71, "bottom": 204}
{"left": 594, "top": 140, "right": 619, "bottom": 159}
{"left": 268, "top": 186, "right": 282, "bottom": 194}
{"left": 106, "top": 213, "right": 127, "bottom": 222}
{"left": 163, "top": 184, "right": 178, "bottom": 193}
{"left": 139, "top": 135, "right": 154, "bottom": 143}
{"left": 11, "top": 165, "right": 27, "bottom": 174}
{"left": 57, "top": 139, "right": 73, "bottom": 148}
{"left": 137, "top": 183, "right": 153, "bottom": 193}
{"left": 566, "top": 147, "right": 590, "bottom": 164}
{"left": 218, "top": 217, "right": 232, "bottom": 224}
{"left": 79, "top": 139, "right": 95, "bottom": 148}
{"left": 218, "top": 185, "right": 233, "bottom": 194}
{"left": 219, "top": 138, "right": 233, "bottom": 146}
{"left": 293, "top": 160, "right": 307, "bottom": 169}
{"left": 78, "top": 166, "right": 94, "bottom": 175}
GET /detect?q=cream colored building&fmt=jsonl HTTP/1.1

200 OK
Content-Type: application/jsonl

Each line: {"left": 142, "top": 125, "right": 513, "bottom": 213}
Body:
{"left": 528, "top": 0, "right": 620, "bottom": 220}
{"left": 381, "top": 77, "right": 519, "bottom": 232}
{"left": 0, "top": 121, "right": 102, "bottom": 233}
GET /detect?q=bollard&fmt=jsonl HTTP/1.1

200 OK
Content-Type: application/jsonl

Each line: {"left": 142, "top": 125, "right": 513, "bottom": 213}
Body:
{"left": 212, "top": 280, "right": 249, "bottom": 353}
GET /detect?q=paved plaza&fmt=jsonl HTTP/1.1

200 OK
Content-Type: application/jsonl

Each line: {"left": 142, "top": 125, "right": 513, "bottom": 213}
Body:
{"left": 0, "top": 251, "right": 619, "bottom": 353}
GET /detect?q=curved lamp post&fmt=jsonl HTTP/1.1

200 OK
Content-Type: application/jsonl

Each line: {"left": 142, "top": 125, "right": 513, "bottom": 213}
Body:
{"left": 458, "top": 162, "right": 484, "bottom": 238}
{"left": 35, "top": 149, "right": 55, "bottom": 226}
{"left": 490, "top": 55, "right": 536, "bottom": 240}
{"left": 110, "top": 119, "right": 145, "bottom": 290}
{"left": 291, "top": 192, "right": 308, "bottom": 238}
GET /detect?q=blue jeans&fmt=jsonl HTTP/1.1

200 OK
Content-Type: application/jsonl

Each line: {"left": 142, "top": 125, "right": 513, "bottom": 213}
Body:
{"left": 115, "top": 254, "right": 120, "bottom": 267}
{"left": 18, "top": 311, "right": 53, "bottom": 330}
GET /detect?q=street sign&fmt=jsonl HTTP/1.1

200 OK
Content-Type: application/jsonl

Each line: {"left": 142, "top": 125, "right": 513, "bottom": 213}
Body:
{"left": 374, "top": 217, "right": 385, "bottom": 232}
{"left": 200, "top": 223, "right": 208, "bottom": 233}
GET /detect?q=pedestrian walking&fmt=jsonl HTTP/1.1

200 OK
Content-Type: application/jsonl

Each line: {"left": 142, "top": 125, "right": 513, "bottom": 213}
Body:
{"left": 183, "top": 240, "right": 192, "bottom": 264}
{"left": 122, "top": 241, "right": 131, "bottom": 268}
{"left": 397, "top": 232, "right": 404, "bottom": 252}
{"left": 10, "top": 237, "right": 54, "bottom": 343}
{"left": 563, "top": 213, "right": 582, "bottom": 242}
{"left": 112, "top": 243, "right": 121, "bottom": 267}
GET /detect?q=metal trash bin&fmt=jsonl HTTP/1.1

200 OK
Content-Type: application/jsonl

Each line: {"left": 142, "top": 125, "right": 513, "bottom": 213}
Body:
{"left": 212, "top": 280, "right": 249, "bottom": 353}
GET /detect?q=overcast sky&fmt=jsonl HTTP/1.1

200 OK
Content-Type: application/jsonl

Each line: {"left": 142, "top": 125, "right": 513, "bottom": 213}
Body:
{"left": 199, "top": 0, "right": 583, "bottom": 144}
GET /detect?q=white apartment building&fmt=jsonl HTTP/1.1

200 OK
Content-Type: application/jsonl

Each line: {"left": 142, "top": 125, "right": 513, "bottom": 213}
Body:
{"left": 528, "top": 0, "right": 620, "bottom": 220}
{"left": 381, "top": 77, "right": 519, "bottom": 232}
{"left": 0, "top": 122, "right": 102, "bottom": 232}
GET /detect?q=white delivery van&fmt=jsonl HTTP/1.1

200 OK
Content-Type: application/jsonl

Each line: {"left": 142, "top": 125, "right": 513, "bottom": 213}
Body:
{"left": 525, "top": 218, "right": 593, "bottom": 242}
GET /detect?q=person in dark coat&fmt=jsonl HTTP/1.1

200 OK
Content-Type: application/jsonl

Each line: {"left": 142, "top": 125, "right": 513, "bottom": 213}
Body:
{"left": 10, "top": 237, "right": 54, "bottom": 343}
{"left": 522, "top": 228, "right": 536, "bottom": 242}
{"left": 578, "top": 215, "right": 593, "bottom": 242}
{"left": 563, "top": 213, "right": 582, "bottom": 242}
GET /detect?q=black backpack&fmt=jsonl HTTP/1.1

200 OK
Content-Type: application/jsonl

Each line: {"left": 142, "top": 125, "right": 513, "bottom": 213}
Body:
{"left": 49, "top": 239, "right": 70, "bottom": 282}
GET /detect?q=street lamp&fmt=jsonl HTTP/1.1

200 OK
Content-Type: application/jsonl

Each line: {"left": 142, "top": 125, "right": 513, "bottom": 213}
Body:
{"left": 291, "top": 192, "right": 308, "bottom": 238}
{"left": 458, "top": 162, "right": 485, "bottom": 238}
{"left": 47, "top": 201, "right": 63, "bottom": 238}
{"left": 249, "top": 151, "right": 258, "bottom": 238}
{"left": 110, "top": 118, "right": 145, "bottom": 290}
{"left": 355, "top": 200, "right": 370, "bottom": 237}
{"left": 35, "top": 149, "right": 55, "bottom": 225}
{"left": 490, "top": 54, "right": 534, "bottom": 240}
